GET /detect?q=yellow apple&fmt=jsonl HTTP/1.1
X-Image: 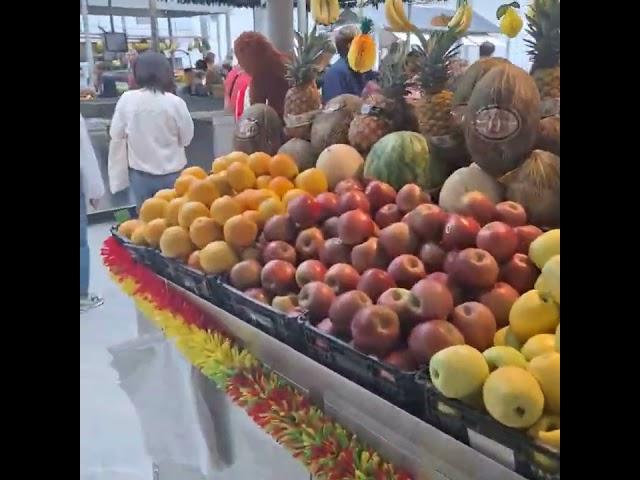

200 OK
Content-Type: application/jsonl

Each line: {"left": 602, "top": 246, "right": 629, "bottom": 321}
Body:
{"left": 528, "top": 352, "right": 560, "bottom": 414}
{"left": 521, "top": 334, "right": 556, "bottom": 360}
{"left": 509, "top": 290, "right": 560, "bottom": 343}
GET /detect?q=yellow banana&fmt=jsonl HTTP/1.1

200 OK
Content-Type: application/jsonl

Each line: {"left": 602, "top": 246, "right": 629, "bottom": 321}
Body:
{"left": 448, "top": 3, "right": 466, "bottom": 29}
{"left": 311, "top": 0, "right": 339, "bottom": 26}
{"left": 385, "top": 0, "right": 413, "bottom": 32}
{"left": 456, "top": 5, "right": 473, "bottom": 34}
{"left": 384, "top": 0, "right": 404, "bottom": 31}
{"left": 326, "top": 0, "right": 340, "bottom": 24}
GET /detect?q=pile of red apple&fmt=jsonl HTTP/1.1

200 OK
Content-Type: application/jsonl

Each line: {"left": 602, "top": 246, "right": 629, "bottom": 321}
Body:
{"left": 225, "top": 177, "right": 545, "bottom": 373}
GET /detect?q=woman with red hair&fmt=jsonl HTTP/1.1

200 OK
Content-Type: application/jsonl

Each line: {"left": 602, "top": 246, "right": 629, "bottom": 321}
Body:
{"left": 233, "top": 32, "right": 290, "bottom": 118}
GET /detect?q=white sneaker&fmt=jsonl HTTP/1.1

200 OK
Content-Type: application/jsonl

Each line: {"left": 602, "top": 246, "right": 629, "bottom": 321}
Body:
{"left": 80, "top": 294, "right": 104, "bottom": 312}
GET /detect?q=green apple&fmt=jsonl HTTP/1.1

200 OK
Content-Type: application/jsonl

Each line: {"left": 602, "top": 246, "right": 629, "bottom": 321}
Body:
{"left": 483, "top": 366, "right": 544, "bottom": 428}
{"left": 494, "top": 326, "right": 522, "bottom": 349}
{"left": 528, "top": 352, "right": 560, "bottom": 414}
{"left": 521, "top": 334, "right": 556, "bottom": 360}
{"left": 484, "top": 346, "right": 528, "bottom": 370}
{"left": 528, "top": 229, "right": 560, "bottom": 269}
{"left": 430, "top": 345, "right": 490, "bottom": 400}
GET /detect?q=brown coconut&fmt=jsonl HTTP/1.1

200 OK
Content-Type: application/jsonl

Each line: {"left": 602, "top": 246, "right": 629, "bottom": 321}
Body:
{"left": 453, "top": 57, "right": 511, "bottom": 107}
{"left": 233, "top": 103, "right": 283, "bottom": 156}
{"left": 311, "top": 94, "right": 362, "bottom": 152}
{"left": 278, "top": 138, "right": 318, "bottom": 172}
{"left": 534, "top": 116, "right": 560, "bottom": 156}
{"left": 464, "top": 63, "right": 541, "bottom": 178}
{"left": 500, "top": 150, "right": 560, "bottom": 229}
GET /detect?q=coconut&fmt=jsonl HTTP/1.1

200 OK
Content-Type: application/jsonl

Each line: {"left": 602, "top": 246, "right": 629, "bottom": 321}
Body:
{"left": 278, "top": 138, "right": 317, "bottom": 172}
{"left": 311, "top": 94, "right": 363, "bottom": 153}
{"left": 452, "top": 57, "right": 511, "bottom": 107}
{"left": 534, "top": 116, "right": 560, "bottom": 156}
{"left": 233, "top": 103, "right": 283, "bottom": 156}
{"left": 464, "top": 63, "right": 541, "bottom": 178}
{"left": 439, "top": 163, "right": 504, "bottom": 213}
{"left": 501, "top": 150, "right": 560, "bottom": 229}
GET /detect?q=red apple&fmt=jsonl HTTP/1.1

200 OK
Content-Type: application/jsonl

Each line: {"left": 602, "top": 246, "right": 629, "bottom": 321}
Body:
{"left": 296, "top": 259, "right": 328, "bottom": 288}
{"left": 334, "top": 178, "right": 363, "bottom": 195}
{"left": 288, "top": 194, "right": 322, "bottom": 228}
{"left": 476, "top": 221, "right": 519, "bottom": 263}
{"left": 409, "top": 278, "right": 454, "bottom": 320}
{"left": 316, "top": 192, "right": 339, "bottom": 221}
{"left": 298, "top": 281, "right": 336, "bottom": 322}
{"left": 319, "top": 237, "right": 352, "bottom": 266}
{"left": 383, "top": 349, "right": 418, "bottom": 372}
{"left": 441, "top": 214, "right": 481, "bottom": 251}
{"left": 337, "top": 209, "right": 374, "bottom": 245}
{"left": 375, "top": 203, "right": 403, "bottom": 229}
{"left": 408, "top": 320, "right": 464, "bottom": 364}
{"left": 329, "top": 290, "right": 373, "bottom": 334}
{"left": 404, "top": 203, "right": 448, "bottom": 241}
{"left": 263, "top": 214, "right": 297, "bottom": 243}
{"left": 229, "top": 259, "right": 262, "bottom": 290}
{"left": 443, "top": 250, "right": 459, "bottom": 274}
{"left": 514, "top": 225, "right": 543, "bottom": 254}
{"left": 357, "top": 268, "right": 396, "bottom": 302}
{"left": 499, "top": 253, "right": 539, "bottom": 294}
{"left": 351, "top": 237, "right": 389, "bottom": 273}
{"left": 263, "top": 240, "right": 297, "bottom": 264}
{"left": 325, "top": 263, "right": 360, "bottom": 294}
{"left": 322, "top": 216, "right": 339, "bottom": 238}
{"left": 396, "top": 184, "right": 430, "bottom": 213}
{"left": 419, "top": 242, "right": 447, "bottom": 272}
{"left": 450, "top": 302, "right": 497, "bottom": 351}
{"left": 456, "top": 191, "right": 497, "bottom": 226}
{"left": 365, "top": 180, "right": 397, "bottom": 212}
{"left": 261, "top": 260, "right": 297, "bottom": 295}
{"left": 337, "top": 190, "right": 370, "bottom": 214}
{"left": 244, "top": 287, "right": 270, "bottom": 304}
{"left": 272, "top": 294, "right": 299, "bottom": 314}
{"left": 377, "top": 287, "right": 421, "bottom": 334}
{"left": 388, "top": 254, "right": 426, "bottom": 288}
{"left": 378, "top": 222, "right": 419, "bottom": 258}
{"left": 351, "top": 306, "right": 401, "bottom": 357}
{"left": 426, "top": 272, "right": 449, "bottom": 285}
{"left": 476, "top": 282, "right": 519, "bottom": 328}
{"left": 295, "top": 227, "right": 325, "bottom": 260}
{"left": 495, "top": 201, "right": 527, "bottom": 227}
{"left": 450, "top": 248, "right": 499, "bottom": 289}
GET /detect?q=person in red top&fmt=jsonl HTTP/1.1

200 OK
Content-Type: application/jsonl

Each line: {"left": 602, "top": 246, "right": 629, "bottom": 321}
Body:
{"left": 224, "top": 65, "right": 251, "bottom": 120}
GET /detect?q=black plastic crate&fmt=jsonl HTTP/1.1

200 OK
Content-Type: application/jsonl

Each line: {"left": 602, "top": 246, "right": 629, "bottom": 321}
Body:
{"left": 417, "top": 372, "right": 559, "bottom": 480}
{"left": 215, "top": 279, "right": 306, "bottom": 350}
{"left": 110, "top": 226, "right": 153, "bottom": 266}
{"left": 147, "top": 249, "right": 178, "bottom": 282}
{"left": 171, "top": 260, "right": 216, "bottom": 300}
{"left": 302, "top": 321, "right": 423, "bottom": 414}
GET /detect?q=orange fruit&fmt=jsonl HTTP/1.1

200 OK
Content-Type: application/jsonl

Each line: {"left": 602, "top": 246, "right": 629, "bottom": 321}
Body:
{"left": 139, "top": 198, "right": 169, "bottom": 223}
{"left": 175, "top": 175, "right": 197, "bottom": 196}
{"left": 295, "top": 168, "right": 329, "bottom": 195}
{"left": 255, "top": 175, "right": 272, "bottom": 189}
{"left": 199, "top": 241, "right": 239, "bottom": 274}
{"left": 131, "top": 225, "right": 148, "bottom": 245}
{"left": 186, "top": 179, "right": 220, "bottom": 207}
{"left": 180, "top": 166, "right": 208, "bottom": 180}
{"left": 226, "top": 162, "right": 257, "bottom": 192}
{"left": 241, "top": 210, "right": 264, "bottom": 229}
{"left": 159, "top": 226, "right": 193, "bottom": 259}
{"left": 154, "top": 189, "right": 177, "bottom": 202}
{"left": 258, "top": 197, "right": 285, "bottom": 222}
{"left": 269, "top": 153, "right": 299, "bottom": 179}
{"left": 143, "top": 218, "right": 168, "bottom": 247}
{"left": 187, "top": 250, "right": 202, "bottom": 270}
{"left": 244, "top": 189, "right": 277, "bottom": 210}
{"left": 268, "top": 176, "right": 295, "bottom": 198}
{"left": 206, "top": 172, "right": 233, "bottom": 196}
{"left": 226, "top": 151, "right": 250, "bottom": 165}
{"left": 211, "top": 155, "right": 233, "bottom": 173}
{"left": 189, "top": 217, "right": 223, "bottom": 249}
{"left": 178, "top": 201, "right": 210, "bottom": 229}
{"left": 117, "top": 219, "right": 143, "bottom": 239}
{"left": 282, "top": 188, "right": 310, "bottom": 209}
{"left": 248, "top": 152, "right": 272, "bottom": 176}
{"left": 210, "top": 195, "right": 243, "bottom": 225}
{"left": 223, "top": 214, "right": 258, "bottom": 248}
{"left": 165, "top": 197, "right": 188, "bottom": 226}
{"left": 233, "top": 189, "right": 257, "bottom": 211}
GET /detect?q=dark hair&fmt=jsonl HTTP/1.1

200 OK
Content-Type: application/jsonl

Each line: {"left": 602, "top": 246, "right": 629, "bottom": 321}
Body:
{"left": 479, "top": 41, "right": 495, "bottom": 57}
{"left": 205, "top": 52, "right": 215, "bottom": 64}
{"left": 335, "top": 26, "right": 357, "bottom": 58}
{"left": 133, "top": 52, "right": 173, "bottom": 93}
{"left": 195, "top": 59, "right": 206, "bottom": 70}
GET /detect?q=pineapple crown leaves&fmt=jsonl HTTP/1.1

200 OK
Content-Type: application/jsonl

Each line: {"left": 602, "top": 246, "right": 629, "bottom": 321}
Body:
{"left": 418, "top": 29, "right": 461, "bottom": 94}
{"left": 286, "top": 25, "right": 333, "bottom": 87}
{"left": 378, "top": 40, "right": 410, "bottom": 97}
{"left": 360, "top": 17, "right": 374, "bottom": 35}
{"left": 524, "top": 0, "right": 560, "bottom": 71}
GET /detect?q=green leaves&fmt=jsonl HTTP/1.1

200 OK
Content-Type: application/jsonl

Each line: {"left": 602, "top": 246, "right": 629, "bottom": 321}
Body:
{"left": 496, "top": 2, "right": 520, "bottom": 20}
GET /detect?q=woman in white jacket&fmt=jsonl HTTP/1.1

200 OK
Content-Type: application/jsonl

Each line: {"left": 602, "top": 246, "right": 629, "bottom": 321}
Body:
{"left": 80, "top": 114, "right": 105, "bottom": 312}
{"left": 108, "top": 52, "right": 194, "bottom": 209}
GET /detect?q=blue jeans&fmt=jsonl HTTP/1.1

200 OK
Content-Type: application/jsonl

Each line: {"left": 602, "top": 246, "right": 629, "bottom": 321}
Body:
{"left": 80, "top": 189, "right": 89, "bottom": 297}
{"left": 129, "top": 169, "right": 181, "bottom": 211}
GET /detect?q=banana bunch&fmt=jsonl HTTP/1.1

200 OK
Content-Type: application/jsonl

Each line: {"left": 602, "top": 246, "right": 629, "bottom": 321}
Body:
{"left": 448, "top": 1, "right": 473, "bottom": 34}
{"left": 384, "top": 0, "right": 413, "bottom": 32}
{"left": 311, "top": 0, "right": 340, "bottom": 26}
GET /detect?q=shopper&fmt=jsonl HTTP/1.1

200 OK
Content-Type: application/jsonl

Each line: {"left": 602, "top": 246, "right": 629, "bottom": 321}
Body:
{"left": 321, "top": 26, "right": 377, "bottom": 103}
{"left": 204, "top": 52, "right": 224, "bottom": 95}
{"left": 94, "top": 62, "right": 119, "bottom": 98}
{"left": 479, "top": 41, "right": 496, "bottom": 58}
{"left": 224, "top": 64, "right": 251, "bottom": 120}
{"left": 108, "top": 52, "right": 194, "bottom": 209}
{"left": 80, "top": 114, "right": 105, "bottom": 312}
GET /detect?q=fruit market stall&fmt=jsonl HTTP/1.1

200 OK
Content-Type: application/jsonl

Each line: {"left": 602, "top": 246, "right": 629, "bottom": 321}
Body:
{"left": 103, "top": 1, "right": 559, "bottom": 478}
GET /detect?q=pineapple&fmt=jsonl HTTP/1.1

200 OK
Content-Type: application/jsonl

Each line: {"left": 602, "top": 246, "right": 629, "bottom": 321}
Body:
{"left": 348, "top": 41, "right": 418, "bottom": 154}
{"left": 415, "top": 30, "right": 461, "bottom": 139}
{"left": 284, "top": 26, "right": 332, "bottom": 140}
{"left": 525, "top": 0, "right": 560, "bottom": 99}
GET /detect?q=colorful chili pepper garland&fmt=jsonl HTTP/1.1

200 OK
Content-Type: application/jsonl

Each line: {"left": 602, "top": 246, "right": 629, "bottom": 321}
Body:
{"left": 102, "top": 236, "right": 413, "bottom": 480}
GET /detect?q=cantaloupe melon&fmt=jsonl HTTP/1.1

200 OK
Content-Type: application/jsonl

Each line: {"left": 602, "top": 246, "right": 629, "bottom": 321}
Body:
{"left": 139, "top": 198, "right": 169, "bottom": 223}
{"left": 159, "top": 226, "right": 193, "bottom": 259}
{"left": 439, "top": 163, "right": 504, "bottom": 213}
{"left": 189, "top": 217, "right": 223, "bottom": 249}
{"left": 143, "top": 218, "right": 168, "bottom": 247}
{"left": 315, "top": 144, "right": 364, "bottom": 190}
{"left": 166, "top": 197, "right": 188, "bottom": 226}
{"left": 199, "top": 241, "right": 239, "bottom": 274}
{"left": 131, "top": 225, "right": 148, "bottom": 245}
{"left": 178, "top": 201, "right": 210, "bottom": 229}
{"left": 117, "top": 219, "right": 142, "bottom": 239}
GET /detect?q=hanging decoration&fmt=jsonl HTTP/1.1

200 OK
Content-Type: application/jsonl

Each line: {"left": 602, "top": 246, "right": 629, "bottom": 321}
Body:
{"left": 347, "top": 17, "right": 377, "bottom": 73}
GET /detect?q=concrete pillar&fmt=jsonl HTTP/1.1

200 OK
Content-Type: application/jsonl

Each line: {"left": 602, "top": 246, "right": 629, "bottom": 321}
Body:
{"left": 296, "top": 0, "right": 307, "bottom": 36}
{"left": 266, "top": 0, "right": 294, "bottom": 53}
{"left": 225, "top": 13, "right": 232, "bottom": 58}
{"left": 81, "top": 0, "right": 94, "bottom": 88}
{"left": 199, "top": 15, "right": 210, "bottom": 45}
{"left": 149, "top": 0, "right": 159, "bottom": 51}
{"left": 216, "top": 14, "right": 222, "bottom": 59}
{"left": 253, "top": 6, "right": 266, "bottom": 35}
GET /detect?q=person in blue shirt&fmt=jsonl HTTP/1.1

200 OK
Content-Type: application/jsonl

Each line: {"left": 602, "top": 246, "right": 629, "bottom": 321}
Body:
{"left": 321, "top": 26, "right": 377, "bottom": 104}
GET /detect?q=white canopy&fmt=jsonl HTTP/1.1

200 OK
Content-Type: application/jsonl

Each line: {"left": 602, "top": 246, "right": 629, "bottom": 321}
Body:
{"left": 83, "top": 0, "right": 229, "bottom": 18}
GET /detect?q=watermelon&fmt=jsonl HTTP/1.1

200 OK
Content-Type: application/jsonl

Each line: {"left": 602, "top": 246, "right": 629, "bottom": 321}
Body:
{"left": 364, "top": 131, "right": 450, "bottom": 192}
